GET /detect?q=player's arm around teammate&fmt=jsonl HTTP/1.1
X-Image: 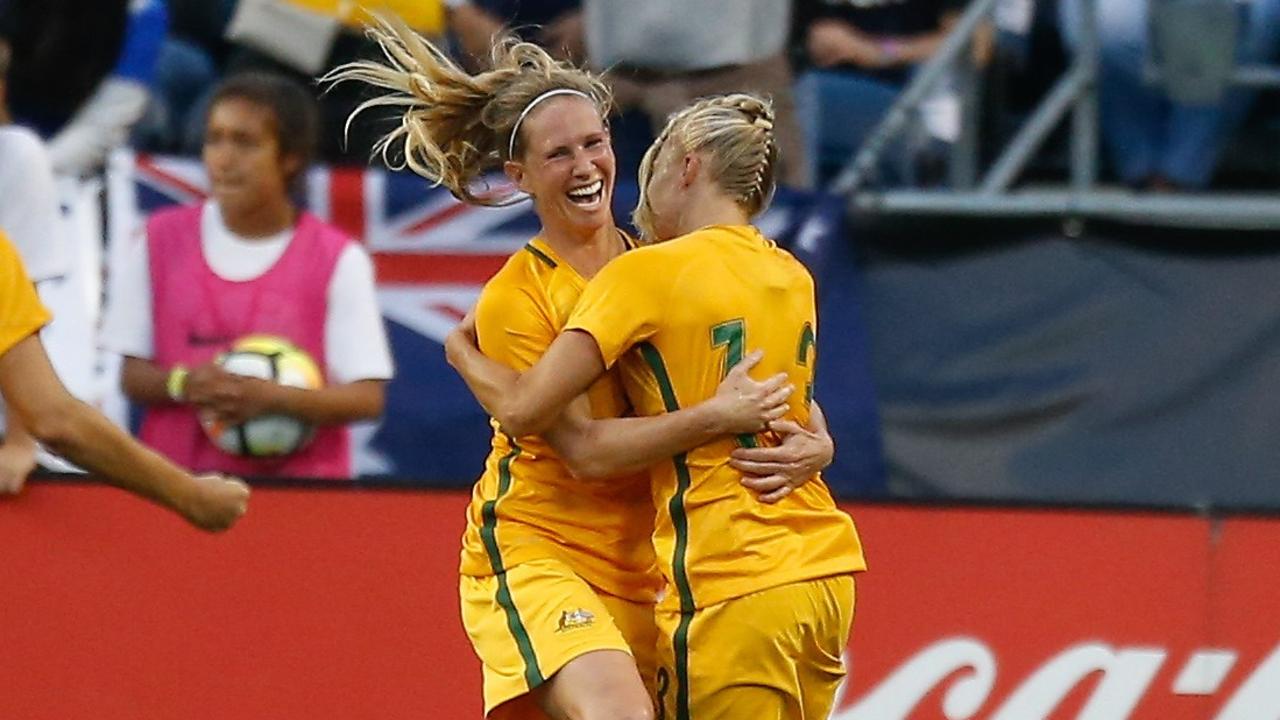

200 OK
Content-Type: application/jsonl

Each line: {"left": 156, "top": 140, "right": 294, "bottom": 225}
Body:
{"left": 448, "top": 315, "right": 794, "bottom": 477}
{"left": 0, "top": 233, "right": 248, "bottom": 530}
{"left": 447, "top": 323, "right": 832, "bottom": 495}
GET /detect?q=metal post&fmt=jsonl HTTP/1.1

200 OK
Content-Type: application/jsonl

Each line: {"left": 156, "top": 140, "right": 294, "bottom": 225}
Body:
{"left": 831, "top": 0, "right": 1001, "bottom": 195}
{"left": 1071, "top": 0, "right": 1100, "bottom": 193}
{"left": 979, "top": 67, "right": 1088, "bottom": 193}
{"left": 949, "top": 47, "right": 982, "bottom": 190}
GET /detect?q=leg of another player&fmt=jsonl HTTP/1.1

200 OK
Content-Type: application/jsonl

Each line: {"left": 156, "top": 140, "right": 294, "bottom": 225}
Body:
{"left": 539, "top": 649, "right": 655, "bottom": 720}
{"left": 697, "top": 683, "right": 793, "bottom": 720}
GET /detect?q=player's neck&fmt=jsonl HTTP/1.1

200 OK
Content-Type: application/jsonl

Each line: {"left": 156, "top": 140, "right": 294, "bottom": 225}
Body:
{"left": 541, "top": 222, "right": 622, "bottom": 279}
{"left": 217, "top": 196, "right": 297, "bottom": 240}
{"left": 676, "top": 191, "right": 749, "bottom": 236}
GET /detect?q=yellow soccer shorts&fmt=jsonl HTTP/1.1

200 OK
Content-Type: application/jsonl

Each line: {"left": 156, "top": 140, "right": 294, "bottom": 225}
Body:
{"left": 460, "top": 557, "right": 659, "bottom": 718}
{"left": 655, "top": 574, "right": 856, "bottom": 720}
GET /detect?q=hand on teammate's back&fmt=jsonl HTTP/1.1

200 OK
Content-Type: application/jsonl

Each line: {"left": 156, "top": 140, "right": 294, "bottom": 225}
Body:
{"left": 711, "top": 349, "right": 793, "bottom": 435}
{"left": 181, "top": 474, "right": 251, "bottom": 532}
{"left": 731, "top": 419, "right": 834, "bottom": 504}
{"left": 454, "top": 309, "right": 477, "bottom": 343}
{"left": 444, "top": 309, "right": 479, "bottom": 370}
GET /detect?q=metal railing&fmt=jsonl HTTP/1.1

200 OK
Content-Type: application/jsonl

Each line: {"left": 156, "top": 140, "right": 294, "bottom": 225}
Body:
{"left": 832, "top": 0, "right": 1280, "bottom": 231}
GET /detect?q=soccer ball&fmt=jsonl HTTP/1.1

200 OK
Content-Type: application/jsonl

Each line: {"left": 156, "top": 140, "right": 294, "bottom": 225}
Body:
{"left": 200, "top": 335, "right": 323, "bottom": 457}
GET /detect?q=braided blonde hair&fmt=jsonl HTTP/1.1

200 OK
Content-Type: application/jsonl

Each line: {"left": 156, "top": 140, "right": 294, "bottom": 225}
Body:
{"left": 322, "top": 17, "right": 612, "bottom": 206}
{"left": 633, "top": 93, "right": 778, "bottom": 241}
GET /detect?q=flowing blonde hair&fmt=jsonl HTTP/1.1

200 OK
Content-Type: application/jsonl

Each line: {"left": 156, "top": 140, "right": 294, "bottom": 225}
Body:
{"left": 322, "top": 18, "right": 612, "bottom": 207}
{"left": 633, "top": 93, "right": 778, "bottom": 241}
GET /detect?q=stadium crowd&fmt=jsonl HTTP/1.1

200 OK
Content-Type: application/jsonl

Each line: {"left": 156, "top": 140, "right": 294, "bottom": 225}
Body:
{"left": 3, "top": 0, "right": 1276, "bottom": 189}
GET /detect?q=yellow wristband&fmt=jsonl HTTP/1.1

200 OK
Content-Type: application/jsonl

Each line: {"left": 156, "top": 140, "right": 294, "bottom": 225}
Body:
{"left": 166, "top": 365, "right": 189, "bottom": 402}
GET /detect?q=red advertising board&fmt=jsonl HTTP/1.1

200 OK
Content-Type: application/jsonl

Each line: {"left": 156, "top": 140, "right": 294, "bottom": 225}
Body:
{"left": 2, "top": 483, "right": 1278, "bottom": 719}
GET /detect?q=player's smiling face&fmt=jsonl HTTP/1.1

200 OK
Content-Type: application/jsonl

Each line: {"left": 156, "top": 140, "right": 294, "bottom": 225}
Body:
{"left": 507, "top": 96, "right": 615, "bottom": 234}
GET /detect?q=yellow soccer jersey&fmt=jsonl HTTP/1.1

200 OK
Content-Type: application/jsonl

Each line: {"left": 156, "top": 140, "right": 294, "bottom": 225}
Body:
{"left": 0, "top": 230, "right": 51, "bottom": 357}
{"left": 458, "top": 236, "right": 661, "bottom": 603}
{"left": 565, "top": 224, "right": 866, "bottom": 611}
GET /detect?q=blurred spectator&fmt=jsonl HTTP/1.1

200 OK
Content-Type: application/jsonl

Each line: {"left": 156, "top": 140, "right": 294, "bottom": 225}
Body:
{"left": 578, "top": 0, "right": 811, "bottom": 188}
{"left": 221, "top": 0, "right": 446, "bottom": 162}
{"left": 793, "top": 0, "right": 992, "bottom": 187}
{"left": 101, "top": 74, "right": 392, "bottom": 479}
{"left": 0, "top": 35, "right": 68, "bottom": 492}
{"left": 1059, "top": 0, "right": 1280, "bottom": 190}
{"left": 445, "top": 0, "right": 583, "bottom": 66}
{"left": 0, "top": 42, "right": 67, "bottom": 285}
{"left": 1, "top": 0, "right": 164, "bottom": 176}
{"left": 136, "top": 0, "right": 233, "bottom": 155}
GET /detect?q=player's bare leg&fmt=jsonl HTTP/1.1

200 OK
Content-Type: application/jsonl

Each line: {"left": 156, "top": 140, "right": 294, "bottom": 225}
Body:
{"left": 539, "top": 649, "right": 654, "bottom": 720}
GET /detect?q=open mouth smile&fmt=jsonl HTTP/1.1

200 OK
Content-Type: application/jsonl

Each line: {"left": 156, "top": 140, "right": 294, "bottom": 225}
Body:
{"left": 566, "top": 180, "right": 604, "bottom": 207}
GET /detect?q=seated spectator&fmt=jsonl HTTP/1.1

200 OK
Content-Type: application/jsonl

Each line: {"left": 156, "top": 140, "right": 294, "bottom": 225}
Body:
{"left": 578, "top": 0, "right": 811, "bottom": 188}
{"left": 793, "top": 0, "right": 991, "bottom": 187}
{"left": 1059, "top": 0, "right": 1280, "bottom": 190}
{"left": 136, "top": 0, "right": 228, "bottom": 155}
{"left": 101, "top": 73, "right": 393, "bottom": 479}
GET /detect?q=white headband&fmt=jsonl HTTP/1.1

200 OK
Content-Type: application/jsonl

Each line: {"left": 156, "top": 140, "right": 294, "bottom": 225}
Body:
{"left": 507, "top": 89, "right": 595, "bottom": 159}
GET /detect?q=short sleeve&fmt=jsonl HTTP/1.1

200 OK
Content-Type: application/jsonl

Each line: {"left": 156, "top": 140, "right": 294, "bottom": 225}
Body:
{"left": 475, "top": 276, "right": 557, "bottom": 372}
{"left": 324, "top": 244, "right": 394, "bottom": 383}
{"left": 564, "top": 252, "right": 668, "bottom": 368}
{"left": 0, "top": 232, "right": 52, "bottom": 357}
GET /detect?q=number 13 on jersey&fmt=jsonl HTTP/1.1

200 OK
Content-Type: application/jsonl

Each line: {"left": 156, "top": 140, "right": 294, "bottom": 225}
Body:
{"left": 711, "top": 319, "right": 816, "bottom": 447}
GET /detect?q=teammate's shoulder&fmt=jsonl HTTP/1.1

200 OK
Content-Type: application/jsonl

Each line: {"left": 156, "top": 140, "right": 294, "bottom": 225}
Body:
{"left": 665, "top": 225, "right": 763, "bottom": 256}
{"left": 491, "top": 242, "right": 559, "bottom": 284}
{"left": 623, "top": 232, "right": 705, "bottom": 259}
{"left": 605, "top": 241, "right": 680, "bottom": 277}
{"left": 481, "top": 243, "right": 557, "bottom": 302}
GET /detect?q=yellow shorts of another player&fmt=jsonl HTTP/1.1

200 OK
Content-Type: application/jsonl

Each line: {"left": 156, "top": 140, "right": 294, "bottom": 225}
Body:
{"left": 460, "top": 557, "right": 659, "bottom": 719}
{"left": 656, "top": 574, "right": 856, "bottom": 720}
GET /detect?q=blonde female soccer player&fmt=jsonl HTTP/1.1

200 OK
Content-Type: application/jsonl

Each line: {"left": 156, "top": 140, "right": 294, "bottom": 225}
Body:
{"left": 445, "top": 93, "right": 867, "bottom": 719}
{"left": 326, "top": 23, "right": 835, "bottom": 720}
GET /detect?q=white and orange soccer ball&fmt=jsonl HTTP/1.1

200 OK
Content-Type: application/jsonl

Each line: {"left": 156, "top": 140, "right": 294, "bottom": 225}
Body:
{"left": 200, "top": 335, "right": 323, "bottom": 458}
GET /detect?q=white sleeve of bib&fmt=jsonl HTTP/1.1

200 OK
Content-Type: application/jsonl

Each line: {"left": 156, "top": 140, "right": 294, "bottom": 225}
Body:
{"left": 324, "top": 244, "right": 394, "bottom": 384}
{"left": 100, "top": 231, "right": 155, "bottom": 359}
